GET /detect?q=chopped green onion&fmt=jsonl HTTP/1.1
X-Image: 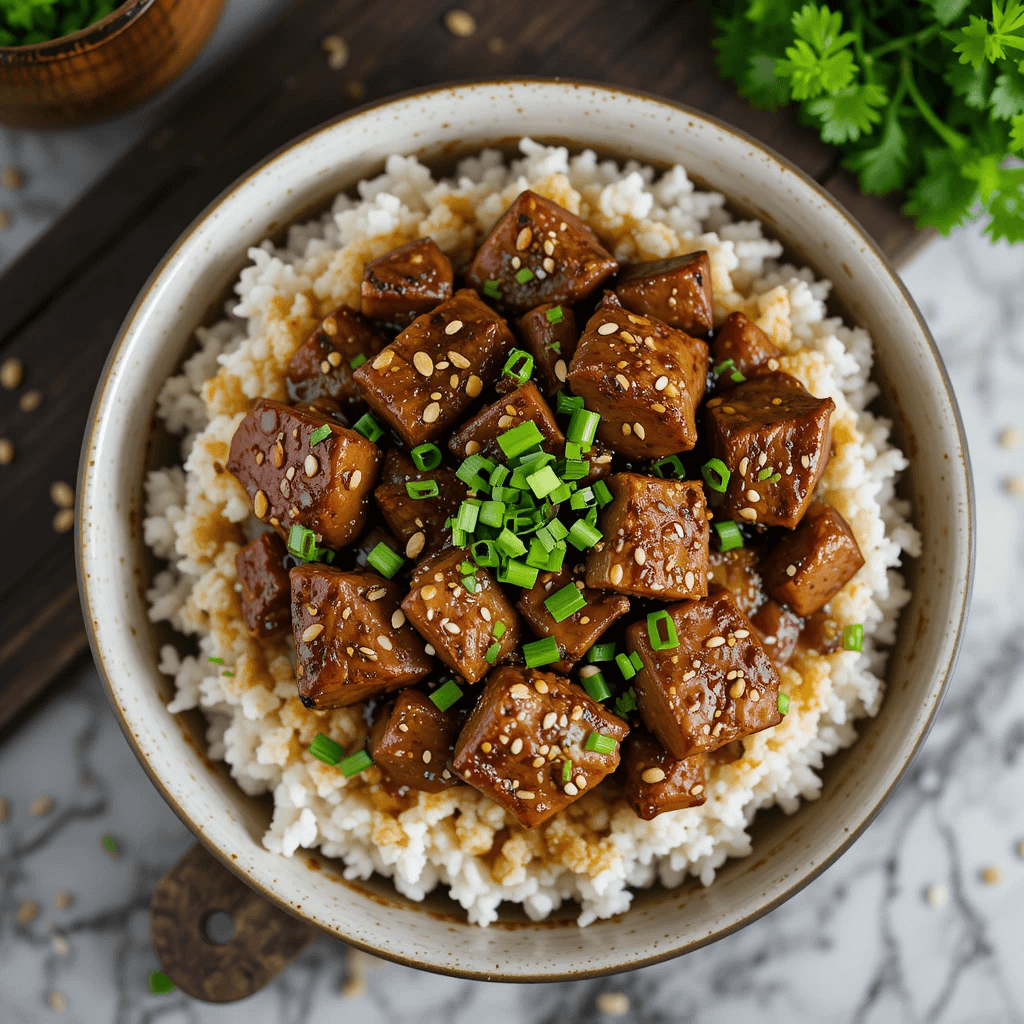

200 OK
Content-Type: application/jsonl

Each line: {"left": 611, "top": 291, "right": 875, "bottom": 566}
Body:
{"left": 564, "top": 441, "right": 583, "bottom": 461}
{"left": 103, "top": 834, "right": 117, "bottom": 854}
{"left": 584, "top": 731, "right": 616, "bottom": 754}
{"left": 456, "top": 453, "right": 494, "bottom": 491}
{"left": 652, "top": 455, "right": 686, "bottom": 479}
{"left": 502, "top": 348, "right": 534, "bottom": 385}
{"left": 491, "top": 485, "right": 521, "bottom": 504}
{"left": 561, "top": 458, "right": 589, "bottom": 482}
{"left": 579, "top": 668, "right": 612, "bottom": 702}
{"left": 629, "top": 651, "right": 643, "bottom": 672}
{"left": 479, "top": 500, "right": 506, "bottom": 528}
{"left": 562, "top": 759, "right": 573, "bottom": 782}
{"left": 353, "top": 412, "right": 384, "bottom": 443}
{"left": 543, "top": 543, "right": 566, "bottom": 572}
{"left": 288, "top": 524, "right": 319, "bottom": 561}
{"left": 616, "top": 652, "right": 637, "bottom": 680}
{"left": 410, "top": 443, "right": 442, "bottom": 471}
{"left": 430, "top": 680, "right": 464, "bottom": 712}
{"left": 527, "top": 464, "right": 562, "bottom": 499}
{"left": 485, "top": 641, "right": 501, "bottom": 664}
{"left": 547, "top": 482, "right": 573, "bottom": 505}
{"left": 483, "top": 279, "right": 502, "bottom": 299}
{"left": 523, "top": 636, "right": 560, "bottom": 667}
{"left": 527, "top": 537, "right": 552, "bottom": 568}
{"left": 493, "top": 621, "right": 507, "bottom": 639}
{"left": 546, "top": 306, "right": 564, "bottom": 324}
{"left": 757, "top": 467, "right": 773, "bottom": 481}
{"left": 207, "top": 656, "right": 224, "bottom": 665}
{"left": 557, "top": 392, "right": 585, "bottom": 416}
{"left": 309, "top": 733, "right": 344, "bottom": 766}
{"left": 310, "top": 424, "right": 332, "bottom": 446}
{"left": 842, "top": 624, "right": 864, "bottom": 652}
{"left": 646, "top": 610, "right": 679, "bottom": 651}
{"left": 714, "top": 520, "right": 743, "bottom": 552}
{"left": 569, "top": 486, "right": 596, "bottom": 511}
{"left": 516, "top": 267, "right": 535, "bottom": 284}
{"left": 221, "top": 671, "right": 235, "bottom": 678}
{"left": 550, "top": 342, "right": 561, "bottom": 354}
{"left": 496, "top": 528, "right": 527, "bottom": 558}
{"left": 701, "top": 458, "right": 731, "bottom": 492}
{"left": 567, "top": 519, "right": 602, "bottom": 550}
{"left": 459, "top": 561, "right": 474, "bottom": 574}
{"left": 498, "top": 420, "right": 545, "bottom": 459}
{"left": 455, "top": 500, "right": 480, "bottom": 533}
{"left": 731, "top": 369, "right": 746, "bottom": 383}
{"left": 368, "top": 542, "right": 404, "bottom": 578}
{"left": 489, "top": 464, "right": 510, "bottom": 488}
{"left": 349, "top": 353, "right": 368, "bottom": 369}
{"left": 713, "top": 358, "right": 741, "bottom": 379}
{"left": 149, "top": 971, "right": 174, "bottom": 995}
{"left": 592, "top": 480, "right": 613, "bottom": 507}
{"left": 450, "top": 526, "right": 468, "bottom": 546}
{"left": 406, "top": 480, "right": 440, "bottom": 500}
{"left": 778, "top": 693, "right": 791, "bottom": 715}
{"left": 545, "top": 583, "right": 587, "bottom": 622}
{"left": 472, "top": 539, "right": 499, "bottom": 567}
{"left": 498, "top": 559, "right": 538, "bottom": 589}
{"left": 547, "top": 519, "right": 569, "bottom": 541}
{"left": 566, "top": 408, "right": 600, "bottom": 446}
{"left": 768, "top": 473, "right": 782, "bottom": 483}
{"left": 462, "top": 575, "right": 478, "bottom": 593}
{"left": 613, "top": 689, "right": 637, "bottom": 716}
{"left": 588, "top": 643, "right": 616, "bottom": 663}
{"left": 339, "top": 749, "right": 373, "bottom": 778}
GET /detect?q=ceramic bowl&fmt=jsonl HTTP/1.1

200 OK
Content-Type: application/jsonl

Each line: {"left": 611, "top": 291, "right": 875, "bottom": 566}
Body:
{"left": 78, "top": 80, "right": 973, "bottom": 980}
{"left": 0, "top": 0, "right": 225, "bottom": 129}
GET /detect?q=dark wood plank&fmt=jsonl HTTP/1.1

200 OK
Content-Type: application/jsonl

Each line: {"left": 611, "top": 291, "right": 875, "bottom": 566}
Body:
{"left": 0, "top": 0, "right": 924, "bottom": 733}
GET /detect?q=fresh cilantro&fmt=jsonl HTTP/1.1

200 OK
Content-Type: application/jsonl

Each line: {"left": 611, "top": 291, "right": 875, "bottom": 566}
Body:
{"left": 990, "top": 64, "right": 1024, "bottom": 119}
{"left": 1010, "top": 112, "right": 1024, "bottom": 151}
{"left": 842, "top": 103, "right": 910, "bottom": 193}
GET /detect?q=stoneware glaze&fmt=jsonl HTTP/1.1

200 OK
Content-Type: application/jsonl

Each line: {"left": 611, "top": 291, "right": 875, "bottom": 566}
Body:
{"left": 78, "top": 80, "right": 974, "bottom": 981}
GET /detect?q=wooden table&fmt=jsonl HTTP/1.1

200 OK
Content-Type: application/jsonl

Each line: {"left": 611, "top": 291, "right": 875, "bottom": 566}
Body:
{"left": 0, "top": 0, "right": 925, "bottom": 730}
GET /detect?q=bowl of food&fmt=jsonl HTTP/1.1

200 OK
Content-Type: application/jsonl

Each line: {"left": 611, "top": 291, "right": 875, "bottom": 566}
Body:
{"left": 78, "top": 80, "right": 973, "bottom": 980}
{"left": 0, "top": 0, "right": 225, "bottom": 129}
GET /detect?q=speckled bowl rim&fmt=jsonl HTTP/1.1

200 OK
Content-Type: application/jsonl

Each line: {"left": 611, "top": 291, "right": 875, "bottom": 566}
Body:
{"left": 78, "top": 78, "right": 974, "bottom": 981}
{"left": 0, "top": 0, "right": 155, "bottom": 60}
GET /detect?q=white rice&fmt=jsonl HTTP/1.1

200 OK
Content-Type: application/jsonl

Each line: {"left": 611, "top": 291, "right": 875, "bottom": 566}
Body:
{"left": 143, "top": 139, "right": 920, "bottom": 926}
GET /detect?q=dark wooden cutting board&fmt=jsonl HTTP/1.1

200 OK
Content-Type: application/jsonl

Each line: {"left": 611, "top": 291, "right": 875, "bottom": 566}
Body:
{"left": 0, "top": 0, "right": 927, "bottom": 734}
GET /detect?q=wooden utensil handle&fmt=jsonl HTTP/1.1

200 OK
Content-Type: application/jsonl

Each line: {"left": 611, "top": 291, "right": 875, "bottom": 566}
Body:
{"left": 150, "top": 842, "right": 321, "bottom": 1002}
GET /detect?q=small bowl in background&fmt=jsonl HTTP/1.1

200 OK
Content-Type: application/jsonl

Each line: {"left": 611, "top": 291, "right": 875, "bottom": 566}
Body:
{"left": 0, "top": 0, "right": 225, "bottom": 129}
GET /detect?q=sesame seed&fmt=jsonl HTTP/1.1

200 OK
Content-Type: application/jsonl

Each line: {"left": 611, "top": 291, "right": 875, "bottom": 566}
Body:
{"left": 304, "top": 454, "right": 319, "bottom": 477}
{"left": 421, "top": 585, "right": 437, "bottom": 600}
{"left": 302, "top": 624, "right": 324, "bottom": 643}
{"left": 0, "top": 357, "right": 23, "bottom": 390}
{"left": 0, "top": 438, "right": 13, "bottom": 465}
{"left": 423, "top": 402, "right": 441, "bottom": 423}
{"left": 511, "top": 256, "right": 521, "bottom": 270}
{"left": 705, "top": 636, "right": 726, "bottom": 648}
{"left": 327, "top": 352, "right": 343, "bottom": 369}
{"left": 749, "top": 689, "right": 760, "bottom": 702}
{"left": 634, "top": 422, "right": 645, "bottom": 439}
{"left": 443, "top": 620, "right": 460, "bottom": 634}
{"left": 367, "top": 587, "right": 386, "bottom": 601}
{"left": 372, "top": 349, "right": 394, "bottom": 370}
{"left": 685, "top": 571, "right": 695, "bottom": 590}
{"left": 510, "top": 683, "right": 531, "bottom": 699}
{"left": 739, "top": 508, "right": 758, "bottom": 520}
{"left": 772, "top": 397, "right": 782, "bottom": 405}
{"left": 728, "top": 679, "right": 746, "bottom": 698}
{"left": 691, "top": 784, "right": 705, "bottom": 795}
{"left": 406, "top": 532, "right": 426, "bottom": 559}
{"left": 481, "top": 741, "right": 493, "bottom": 753}
{"left": 542, "top": 712, "right": 558, "bottom": 729}
{"left": 19, "top": 389, "right": 42, "bottom": 412}
{"left": 413, "top": 351, "right": 434, "bottom": 376}
{"left": 320, "top": 359, "right": 331, "bottom": 374}
{"left": 510, "top": 738, "right": 524, "bottom": 754}
{"left": 554, "top": 359, "right": 567, "bottom": 382}
{"left": 652, "top": 402, "right": 667, "bottom": 413}
{"left": 52, "top": 509, "right": 74, "bottom": 534}
{"left": 518, "top": 790, "right": 536, "bottom": 800}
{"left": 620, "top": 331, "right": 636, "bottom": 344}
{"left": 597, "top": 322, "right": 618, "bottom": 335}
{"left": 654, "top": 375, "right": 668, "bottom": 391}
{"left": 348, "top": 469, "right": 363, "bottom": 491}
{"left": 543, "top": 239, "right": 554, "bottom": 255}
{"left": 497, "top": 414, "right": 514, "bottom": 429}
{"left": 480, "top": 607, "right": 492, "bottom": 621}
{"left": 515, "top": 227, "right": 533, "bottom": 250}
{"left": 641, "top": 767, "right": 666, "bottom": 784}
{"left": 563, "top": 782, "right": 579, "bottom": 796}
{"left": 785, "top": 564, "right": 798, "bottom": 578}
{"left": 424, "top": 643, "right": 435, "bottom": 655}
{"left": 746, "top": 489, "right": 760, "bottom": 502}
{"left": 621, "top": 423, "right": 632, "bottom": 435}
{"left": 534, "top": 679, "right": 549, "bottom": 693}
{"left": 610, "top": 563, "right": 623, "bottom": 585}
{"left": 542, "top": 257, "right": 555, "bottom": 273}
{"left": 444, "top": 8, "right": 476, "bottom": 36}
{"left": 466, "top": 375, "right": 483, "bottom": 398}
{"left": 634, "top": 548, "right": 646, "bottom": 565}
{"left": 801, "top": 454, "right": 811, "bottom": 468}
{"left": 421, "top": 749, "right": 432, "bottom": 764}
{"left": 377, "top": 635, "right": 393, "bottom": 651}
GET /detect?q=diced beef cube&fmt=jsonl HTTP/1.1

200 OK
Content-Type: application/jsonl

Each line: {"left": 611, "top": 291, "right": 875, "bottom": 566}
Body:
{"left": 586, "top": 473, "right": 709, "bottom": 601}
{"left": 711, "top": 312, "right": 781, "bottom": 387}
{"left": 227, "top": 399, "right": 380, "bottom": 549}
{"left": 705, "top": 372, "right": 835, "bottom": 529}
{"left": 353, "top": 289, "right": 515, "bottom": 448}
{"left": 285, "top": 305, "right": 386, "bottom": 419}
{"left": 615, "top": 252, "right": 713, "bottom": 337}
{"left": 291, "top": 566, "right": 433, "bottom": 709}
{"left": 799, "top": 609, "right": 843, "bottom": 654}
{"left": 360, "top": 237, "right": 454, "bottom": 326}
{"left": 708, "top": 546, "right": 765, "bottom": 617}
{"left": 373, "top": 450, "right": 466, "bottom": 561}
{"left": 619, "top": 730, "right": 707, "bottom": 820}
{"left": 516, "top": 564, "right": 631, "bottom": 673}
{"left": 513, "top": 303, "right": 578, "bottom": 395}
{"left": 451, "top": 666, "right": 629, "bottom": 828}
{"left": 369, "top": 688, "right": 461, "bottom": 793}
{"left": 759, "top": 502, "right": 865, "bottom": 615}
{"left": 467, "top": 191, "right": 619, "bottom": 317}
{"left": 293, "top": 397, "right": 348, "bottom": 424}
{"left": 448, "top": 382, "right": 562, "bottom": 462}
{"left": 749, "top": 599, "right": 802, "bottom": 666}
{"left": 626, "top": 588, "right": 782, "bottom": 759}
{"left": 401, "top": 547, "right": 520, "bottom": 683}
{"left": 235, "top": 532, "right": 291, "bottom": 638}
{"left": 708, "top": 739, "right": 745, "bottom": 765}
{"left": 567, "top": 297, "right": 708, "bottom": 459}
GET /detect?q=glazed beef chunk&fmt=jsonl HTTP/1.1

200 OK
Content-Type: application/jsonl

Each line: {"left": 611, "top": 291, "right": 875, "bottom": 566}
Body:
{"left": 369, "top": 688, "right": 461, "bottom": 793}
{"left": 516, "top": 564, "right": 631, "bottom": 673}
{"left": 708, "top": 546, "right": 765, "bottom": 617}
{"left": 567, "top": 296, "right": 708, "bottom": 459}
{"left": 451, "top": 666, "right": 629, "bottom": 828}
{"left": 615, "top": 251, "right": 713, "bottom": 337}
{"left": 749, "top": 599, "right": 803, "bottom": 667}
{"left": 227, "top": 399, "right": 380, "bottom": 549}
{"left": 626, "top": 588, "right": 782, "bottom": 759}
{"left": 711, "top": 312, "right": 782, "bottom": 386}
{"left": 705, "top": 372, "right": 835, "bottom": 529}
{"left": 291, "top": 566, "right": 432, "bottom": 709}
{"left": 620, "top": 730, "right": 708, "bottom": 820}
{"left": 285, "top": 305, "right": 386, "bottom": 419}
{"left": 512, "top": 303, "right": 578, "bottom": 395}
{"left": 401, "top": 547, "right": 520, "bottom": 683}
{"left": 759, "top": 502, "right": 865, "bottom": 616}
{"left": 467, "top": 191, "right": 619, "bottom": 317}
{"left": 235, "top": 532, "right": 291, "bottom": 638}
{"left": 586, "top": 473, "right": 709, "bottom": 601}
{"left": 353, "top": 288, "right": 515, "bottom": 448}
{"left": 360, "top": 237, "right": 454, "bottom": 326}
{"left": 448, "top": 381, "right": 563, "bottom": 462}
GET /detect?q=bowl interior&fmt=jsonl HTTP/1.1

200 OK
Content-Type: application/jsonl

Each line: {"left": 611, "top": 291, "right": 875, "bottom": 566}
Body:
{"left": 78, "top": 80, "right": 972, "bottom": 980}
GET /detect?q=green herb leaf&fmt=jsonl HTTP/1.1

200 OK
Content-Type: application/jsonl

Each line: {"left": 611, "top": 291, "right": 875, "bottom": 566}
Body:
{"left": 807, "top": 81, "right": 887, "bottom": 143}
{"left": 991, "top": 64, "right": 1024, "bottom": 119}
{"left": 903, "top": 146, "right": 978, "bottom": 233}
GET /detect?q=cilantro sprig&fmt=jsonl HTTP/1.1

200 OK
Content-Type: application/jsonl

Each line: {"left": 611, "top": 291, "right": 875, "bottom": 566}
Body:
{"left": 714, "top": 1, "right": 1024, "bottom": 243}
{"left": 0, "top": 0, "right": 118, "bottom": 47}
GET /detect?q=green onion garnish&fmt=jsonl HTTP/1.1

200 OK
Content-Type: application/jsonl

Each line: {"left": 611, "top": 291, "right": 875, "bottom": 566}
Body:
{"left": 410, "top": 443, "right": 442, "bottom": 471}
{"left": 566, "top": 408, "right": 600, "bottom": 446}
{"left": 516, "top": 267, "right": 535, "bottom": 284}
{"left": 584, "top": 732, "right": 616, "bottom": 754}
{"left": 713, "top": 358, "right": 740, "bottom": 379}
{"left": 616, "top": 652, "right": 638, "bottom": 680}
{"left": 588, "top": 643, "right": 615, "bottom": 663}
{"left": 406, "top": 480, "right": 440, "bottom": 500}
{"left": 546, "top": 306, "right": 564, "bottom": 324}
{"left": 613, "top": 689, "right": 637, "bottom": 716}
{"left": 462, "top": 575, "right": 477, "bottom": 592}
{"left": 714, "top": 520, "right": 743, "bottom": 552}
{"left": 352, "top": 412, "right": 383, "bottom": 443}
{"left": 652, "top": 455, "right": 686, "bottom": 479}
{"left": 498, "top": 559, "right": 539, "bottom": 589}
{"left": 592, "top": 480, "right": 613, "bottom": 507}
{"left": 768, "top": 473, "right": 781, "bottom": 483}
{"left": 526, "top": 464, "right": 561, "bottom": 499}
{"left": 562, "top": 759, "right": 573, "bottom": 782}
{"left": 207, "top": 656, "right": 224, "bottom": 665}
{"left": 496, "top": 527, "right": 527, "bottom": 559}
{"left": 778, "top": 693, "right": 790, "bottom": 715}
{"left": 479, "top": 500, "right": 506, "bottom": 527}
{"left": 646, "top": 610, "right": 679, "bottom": 651}
{"left": 493, "top": 621, "right": 507, "bottom": 639}
{"left": 567, "top": 519, "right": 602, "bottom": 550}
{"left": 569, "top": 486, "right": 596, "bottom": 511}
{"left": 430, "top": 679, "right": 463, "bottom": 712}
{"left": 545, "top": 583, "right": 587, "bottom": 622}
{"left": 102, "top": 834, "right": 117, "bottom": 854}
{"left": 524, "top": 636, "right": 560, "bottom": 667}
{"left": 309, "top": 733, "right": 344, "bottom": 766}
{"left": 498, "top": 420, "right": 545, "bottom": 459}
{"left": 544, "top": 544, "right": 566, "bottom": 572}
{"left": 339, "top": 749, "right": 373, "bottom": 777}
{"left": 350, "top": 353, "right": 368, "bottom": 369}
{"left": 701, "top": 458, "right": 731, "bottom": 492}
{"left": 455, "top": 500, "right": 480, "bottom": 533}
{"left": 731, "top": 369, "right": 746, "bottom": 383}
{"left": 842, "top": 624, "right": 864, "bottom": 652}
{"left": 550, "top": 342, "right": 561, "bottom": 354}
{"left": 471, "top": 539, "right": 499, "bottom": 567}
{"left": 456, "top": 453, "right": 494, "bottom": 490}
{"left": 485, "top": 641, "right": 501, "bottom": 664}
{"left": 757, "top": 467, "right": 773, "bottom": 481}
{"left": 629, "top": 651, "right": 643, "bottom": 672}
{"left": 557, "top": 392, "right": 585, "bottom": 416}
{"left": 310, "top": 424, "right": 332, "bottom": 446}
{"left": 149, "top": 971, "right": 174, "bottom": 995}
{"left": 460, "top": 561, "right": 474, "bottom": 574}
{"left": 564, "top": 441, "right": 583, "bottom": 460}
{"left": 367, "top": 542, "right": 405, "bottom": 578}
{"left": 483, "top": 279, "right": 502, "bottom": 299}
{"left": 288, "top": 524, "right": 319, "bottom": 561}
{"left": 489, "top": 463, "right": 510, "bottom": 488}
{"left": 562, "top": 459, "right": 589, "bottom": 482}
{"left": 579, "top": 668, "right": 612, "bottom": 702}
{"left": 502, "top": 348, "right": 534, "bottom": 385}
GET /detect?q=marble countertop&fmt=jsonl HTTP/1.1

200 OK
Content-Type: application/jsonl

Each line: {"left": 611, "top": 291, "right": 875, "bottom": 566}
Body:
{"left": 2, "top": 4, "right": 1023, "bottom": 1021}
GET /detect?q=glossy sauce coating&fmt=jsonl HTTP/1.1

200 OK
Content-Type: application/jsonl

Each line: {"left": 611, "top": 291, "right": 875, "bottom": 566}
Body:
{"left": 615, "top": 251, "right": 714, "bottom": 337}
{"left": 361, "top": 237, "right": 454, "bottom": 326}
{"left": 235, "top": 532, "right": 292, "bottom": 638}
{"left": 619, "top": 729, "right": 708, "bottom": 820}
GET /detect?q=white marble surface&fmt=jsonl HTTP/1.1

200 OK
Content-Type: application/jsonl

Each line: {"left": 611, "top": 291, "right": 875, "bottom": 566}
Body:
{"left": 2, "top": 6, "right": 1024, "bottom": 1021}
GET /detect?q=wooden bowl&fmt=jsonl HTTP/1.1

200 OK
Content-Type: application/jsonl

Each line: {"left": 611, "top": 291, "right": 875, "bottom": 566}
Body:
{"left": 0, "top": 0, "right": 225, "bottom": 129}
{"left": 78, "top": 81, "right": 974, "bottom": 980}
